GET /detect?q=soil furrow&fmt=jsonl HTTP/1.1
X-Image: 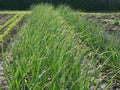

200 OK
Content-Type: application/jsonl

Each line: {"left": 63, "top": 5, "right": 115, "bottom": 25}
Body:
{"left": 0, "top": 14, "right": 14, "bottom": 25}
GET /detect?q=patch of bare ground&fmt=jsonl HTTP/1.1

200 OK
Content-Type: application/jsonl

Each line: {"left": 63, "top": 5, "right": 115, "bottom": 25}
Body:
{"left": 0, "top": 14, "right": 14, "bottom": 25}
{"left": 0, "top": 15, "right": 7, "bottom": 20}
{"left": 0, "top": 15, "right": 25, "bottom": 90}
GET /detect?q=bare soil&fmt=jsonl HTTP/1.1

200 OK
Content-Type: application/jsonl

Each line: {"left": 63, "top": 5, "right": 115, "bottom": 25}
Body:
{"left": 0, "top": 15, "right": 6, "bottom": 20}
{"left": 0, "top": 14, "right": 14, "bottom": 25}
{"left": 0, "top": 14, "right": 25, "bottom": 90}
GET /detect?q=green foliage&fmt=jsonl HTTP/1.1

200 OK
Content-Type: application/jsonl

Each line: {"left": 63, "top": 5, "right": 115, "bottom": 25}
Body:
{"left": 0, "top": 14, "right": 24, "bottom": 41}
{"left": 3, "top": 4, "right": 120, "bottom": 90}
{"left": 0, "top": 11, "right": 31, "bottom": 14}
{"left": 57, "top": 5, "right": 120, "bottom": 86}
{"left": 0, "top": 14, "right": 19, "bottom": 30}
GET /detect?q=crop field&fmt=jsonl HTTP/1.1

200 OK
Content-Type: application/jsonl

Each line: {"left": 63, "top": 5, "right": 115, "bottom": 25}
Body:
{"left": 0, "top": 11, "right": 30, "bottom": 90}
{"left": 0, "top": 4, "right": 120, "bottom": 90}
{"left": 0, "top": 11, "right": 30, "bottom": 45}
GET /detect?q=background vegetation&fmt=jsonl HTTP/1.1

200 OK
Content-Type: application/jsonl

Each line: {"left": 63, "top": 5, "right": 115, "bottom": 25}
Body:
{"left": 0, "top": 0, "right": 120, "bottom": 11}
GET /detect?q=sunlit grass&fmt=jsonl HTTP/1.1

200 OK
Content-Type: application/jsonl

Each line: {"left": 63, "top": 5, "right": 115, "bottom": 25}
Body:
{"left": 0, "top": 11, "right": 31, "bottom": 14}
{"left": 3, "top": 4, "right": 120, "bottom": 90}
{"left": 57, "top": 4, "right": 120, "bottom": 85}
{"left": 0, "top": 14, "right": 24, "bottom": 41}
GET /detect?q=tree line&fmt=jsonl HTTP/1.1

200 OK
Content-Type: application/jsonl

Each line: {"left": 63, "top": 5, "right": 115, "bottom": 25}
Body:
{"left": 0, "top": 0, "right": 120, "bottom": 11}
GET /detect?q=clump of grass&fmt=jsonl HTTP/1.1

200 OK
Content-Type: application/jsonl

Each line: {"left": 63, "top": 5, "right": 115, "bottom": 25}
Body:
{"left": 3, "top": 4, "right": 120, "bottom": 90}
{"left": 57, "top": 5, "right": 120, "bottom": 85}
{"left": 3, "top": 4, "right": 102, "bottom": 90}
